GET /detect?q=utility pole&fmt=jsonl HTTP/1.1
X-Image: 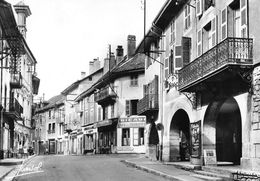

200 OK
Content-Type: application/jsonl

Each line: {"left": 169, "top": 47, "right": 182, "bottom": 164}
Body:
{"left": 144, "top": 0, "right": 146, "bottom": 54}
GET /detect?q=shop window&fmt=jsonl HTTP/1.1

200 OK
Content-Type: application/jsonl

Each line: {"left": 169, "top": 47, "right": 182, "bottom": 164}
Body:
{"left": 122, "top": 128, "right": 130, "bottom": 146}
{"left": 130, "top": 75, "right": 138, "bottom": 86}
{"left": 133, "top": 128, "right": 144, "bottom": 146}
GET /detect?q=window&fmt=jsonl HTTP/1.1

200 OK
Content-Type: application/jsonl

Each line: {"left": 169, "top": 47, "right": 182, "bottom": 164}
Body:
{"left": 48, "top": 123, "right": 51, "bottom": 131}
{"left": 52, "top": 123, "right": 55, "bottom": 133}
{"left": 204, "top": 0, "right": 214, "bottom": 11}
{"left": 98, "top": 107, "right": 102, "bottom": 121}
{"left": 130, "top": 75, "right": 138, "bottom": 86}
{"left": 49, "top": 110, "right": 51, "bottom": 118}
{"left": 133, "top": 128, "right": 145, "bottom": 146}
{"left": 197, "top": 29, "right": 202, "bottom": 56}
{"left": 184, "top": 5, "right": 191, "bottom": 30}
{"left": 125, "top": 100, "right": 138, "bottom": 116}
{"left": 170, "top": 20, "right": 175, "bottom": 43}
{"left": 169, "top": 49, "right": 174, "bottom": 74}
{"left": 164, "top": 58, "right": 169, "bottom": 79}
{"left": 196, "top": 0, "right": 202, "bottom": 17}
{"left": 175, "top": 46, "right": 183, "bottom": 68}
{"left": 103, "top": 106, "right": 108, "bottom": 120}
{"left": 240, "top": 0, "right": 247, "bottom": 38}
{"left": 122, "top": 128, "right": 130, "bottom": 146}
{"left": 111, "top": 104, "right": 114, "bottom": 118}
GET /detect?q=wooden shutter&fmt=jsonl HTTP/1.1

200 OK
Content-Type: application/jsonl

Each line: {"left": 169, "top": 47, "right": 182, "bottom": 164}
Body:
{"left": 211, "top": 16, "right": 217, "bottom": 47}
{"left": 175, "top": 46, "right": 182, "bottom": 68}
{"left": 221, "top": 8, "right": 227, "bottom": 40}
{"left": 125, "top": 100, "right": 130, "bottom": 116}
{"left": 143, "top": 85, "right": 148, "bottom": 96}
{"left": 197, "top": 29, "right": 202, "bottom": 56}
{"left": 154, "top": 75, "right": 159, "bottom": 95}
{"left": 182, "top": 37, "right": 191, "bottom": 67}
{"left": 169, "top": 49, "right": 174, "bottom": 74}
{"left": 164, "top": 58, "right": 169, "bottom": 78}
{"left": 196, "top": 0, "right": 202, "bottom": 17}
{"left": 240, "top": 0, "right": 247, "bottom": 38}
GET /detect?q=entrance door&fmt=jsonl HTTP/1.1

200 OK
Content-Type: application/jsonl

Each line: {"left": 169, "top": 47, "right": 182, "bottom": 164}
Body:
{"left": 216, "top": 98, "right": 242, "bottom": 165}
{"left": 49, "top": 140, "right": 56, "bottom": 154}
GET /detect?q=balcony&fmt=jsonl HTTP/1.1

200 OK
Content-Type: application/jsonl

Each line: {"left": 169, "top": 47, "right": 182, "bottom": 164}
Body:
{"left": 3, "top": 98, "right": 23, "bottom": 119}
{"left": 47, "top": 129, "right": 55, "bottom": 134}
{"left": 178, "top": 37, "right": 253, "bottom": 92}
{"left": 94, "top": 86, "right": 117, "bottom": 105}
{"left": 137, "top": 94, "right": 159, "bottom": 115}
{"left": 10, "top": 73, "right": 22, "bottom": 89}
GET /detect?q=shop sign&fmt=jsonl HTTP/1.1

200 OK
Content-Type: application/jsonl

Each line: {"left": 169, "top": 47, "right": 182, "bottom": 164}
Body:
{"left": 118, "top": 122, "right": 146, "bottom": 128}
{"left": 118, "top": 116, "right": 146, "bottom": 128}
{"left": 204, "top": 149, "right": 217, "bottom": 166}
{"left": 96, "top": 120, "right": 112, "bottom": 127}
{"left": 84, "top": 129, "right": 95, "bottom": 134}
{"left": 190, "top": 120, "right": 201, "bottom": 158}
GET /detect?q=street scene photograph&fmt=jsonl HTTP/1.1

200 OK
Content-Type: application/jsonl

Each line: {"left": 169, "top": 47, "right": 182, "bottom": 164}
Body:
{"left": 0, "top": 0, "right": 260, "bottom": 180}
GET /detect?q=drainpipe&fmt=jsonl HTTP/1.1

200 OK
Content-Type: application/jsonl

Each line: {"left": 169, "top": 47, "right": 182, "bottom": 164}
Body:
{"left": 0, "top": 36, "right": 3, "bottom": 159}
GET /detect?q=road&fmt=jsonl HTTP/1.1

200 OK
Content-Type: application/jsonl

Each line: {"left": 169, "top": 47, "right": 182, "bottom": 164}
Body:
{"left": 7, "top": 154, "right": 170, "bottom": 181}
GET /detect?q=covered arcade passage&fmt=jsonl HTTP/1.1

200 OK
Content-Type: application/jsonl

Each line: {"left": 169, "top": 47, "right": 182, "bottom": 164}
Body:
{"left": 203, "top": 97, "right": 242, "bottom": 165}
{"left": 169, "top": 109, "right": 190, "bottom": 161}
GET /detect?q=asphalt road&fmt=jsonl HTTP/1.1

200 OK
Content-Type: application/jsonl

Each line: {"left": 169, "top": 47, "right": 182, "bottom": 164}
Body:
{"left": 9, "top": 154, "right": 169, "bottom": 181}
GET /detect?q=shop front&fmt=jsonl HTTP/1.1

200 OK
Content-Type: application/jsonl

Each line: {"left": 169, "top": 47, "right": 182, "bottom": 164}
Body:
{"left": 97, "top": 119, "right": 117, "bottom": 154}
{"left": 83, "top": 124, "right": 97, "bottom": 154}
{"left": 116, "top": 116, "right": 146, "bottom": 154}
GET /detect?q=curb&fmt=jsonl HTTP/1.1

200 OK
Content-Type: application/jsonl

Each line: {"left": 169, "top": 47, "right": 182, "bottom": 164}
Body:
{"left": 122, "top": 160, "right": 188, "bottom": 181}
{"left": 0, "top": 155, "right": 37, "bottom": 181}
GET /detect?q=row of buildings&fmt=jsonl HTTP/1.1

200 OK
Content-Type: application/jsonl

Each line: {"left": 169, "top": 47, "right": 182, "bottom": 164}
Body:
{"left": 0, "top": 0, "right": 40, "bottom": 159}
{"left": 34, "top": 0, "right": 260, "bottom": 172}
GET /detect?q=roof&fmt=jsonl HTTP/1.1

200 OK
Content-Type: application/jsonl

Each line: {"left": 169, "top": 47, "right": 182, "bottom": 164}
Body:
{"left": 136, "top": 0, "right": 188, "bottom": 54}
{"left": 75, "top": 53, "right": 145, "bottom": 102}
{"left": 61, "top": 67, "right": 103, "bottom": 95}
{"left": 36, "top": 94, "right": 65, "bottom": 113}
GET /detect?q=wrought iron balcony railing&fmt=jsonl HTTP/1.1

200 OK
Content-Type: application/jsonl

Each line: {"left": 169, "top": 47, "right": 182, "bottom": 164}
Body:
{"left": 137, "top": 94, "right": 159, "bottom": 115}
{"left": 10, "top": 72, "right": 22, "bottom": 89}
{"left": 94, "top": 86, "right": 117, "bottom": 104}
{"left": 178, "top": 37, "right": 253, "bottom": 91}
{"left": 3, "top": 97, "right": 23, "bottom": 118}
{"left": 48, "top": 129, "right": 55, "bottom": 134}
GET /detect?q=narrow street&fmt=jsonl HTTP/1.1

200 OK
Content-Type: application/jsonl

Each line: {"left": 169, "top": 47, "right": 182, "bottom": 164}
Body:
{"left": 9, "top": 154, "right": 171, "bottom": 181}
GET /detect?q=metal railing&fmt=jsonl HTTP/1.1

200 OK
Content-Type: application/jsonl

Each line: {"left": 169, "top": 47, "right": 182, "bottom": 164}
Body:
{"left": 178, "top": 37, "right": 253, "bottom": 91}
{"left": 137, "top": 94, "right": 159, "bottom": 115}
{"left": 47, "top": 129, "right": 55, "bottom": 134}
{"left": 94, "top": 86, "right": 117, "bottom": 103}
{"left": 3, "top": 97, "right": 23, "bottom": 117}
{"left": 10, "top": 72, "right": 22, "bottom": 89}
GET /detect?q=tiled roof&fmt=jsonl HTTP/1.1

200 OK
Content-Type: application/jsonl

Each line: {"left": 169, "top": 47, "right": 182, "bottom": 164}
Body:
{"left": 36, "top": 94, "right": 65, "bottom": 112}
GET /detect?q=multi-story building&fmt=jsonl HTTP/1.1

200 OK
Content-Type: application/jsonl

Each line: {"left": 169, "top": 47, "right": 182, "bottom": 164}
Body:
{"left": 90, "top": 35, "right": 147, "bottom": 154}
{"left": 34, "top": 95, "right": 65, "bottom": 154}
{"left": 0, "top": 1, "right": 39, "bottom": 159}
{"left": 137, "top": 0, "right": 260, "bottom": 172}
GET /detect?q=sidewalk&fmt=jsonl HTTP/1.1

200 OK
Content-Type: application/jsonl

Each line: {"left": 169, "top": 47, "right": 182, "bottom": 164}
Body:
{"left": 122, "top": 157, "right": 224, "bottom": 181}
{"left": 0, "top": 155, "right": 36, "bottom": 181}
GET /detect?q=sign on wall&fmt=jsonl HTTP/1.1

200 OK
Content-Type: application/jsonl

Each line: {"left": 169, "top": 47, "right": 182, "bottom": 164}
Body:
{"left": 190, "top": 120, "right": 201, "bottom": 158}
{"left": 204, "top": 149, "right": 217, "bottom": 166}
{"left": 118, "top": 116, "right": 146, "bottom": 128}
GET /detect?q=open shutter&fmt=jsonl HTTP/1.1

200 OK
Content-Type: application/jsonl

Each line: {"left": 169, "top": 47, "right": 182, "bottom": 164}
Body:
{"left": 196, "top": 0, "right": 202, "bottom": 17}
{"left": 154, "top": 75, "right": 159, "bottom": 95}
{"left": 164, "top": 58, "right": 169, "bottom": 79}
{"left": 197, "top": 29, "right": 202, "bottom": 56}
{"left": 125, "top": 100, "right": 130, "bottom": 116}
{"left": 175, "top": 46, "right": 182, "bottom": 68}
{"left": 240, "top": 0, "right": 247, "bottom": 38}
{"left": 182, "top": 37, "right": 191, "bottom": 67}
{"left": 169, "top": 49, "right": 174, "bottom": 74}
{"left": 211, "top": 16, "right": 217, "bottom": 47}
{"left": 221, "top": 8, "right": 227, "bottom": 40}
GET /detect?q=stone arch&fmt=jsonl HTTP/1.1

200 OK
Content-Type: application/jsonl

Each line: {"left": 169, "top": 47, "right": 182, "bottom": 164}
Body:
{"left": 203, "top": 97, "right": 242, "bottom": 165}
{"left": 169, "top": 109, "right": 190, "bottom": 161}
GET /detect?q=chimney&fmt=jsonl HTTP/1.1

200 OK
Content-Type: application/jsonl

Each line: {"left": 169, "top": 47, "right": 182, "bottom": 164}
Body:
{"left": 89, "top": 58, "right": 100, "bottom": 74}
{"left": 127, "top": 35, "right": 136, "bottom": 59}
{"left": 14, "top": 1, "right": 32, "bottom": 38}
{"left": 103, "top": 57, "right": 110, "bottom": 74}
{"left": 109, "top": 53, "right": 116, "bottom": 70}
{"left": 116, "top": 45, "right": 124, "bottom": 64}
{"left": 81, "top": 72, "right": 86, "bottom": 79}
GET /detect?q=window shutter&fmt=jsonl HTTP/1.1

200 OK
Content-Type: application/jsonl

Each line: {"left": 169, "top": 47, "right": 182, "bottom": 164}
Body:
{"left": 182, "top": 37, "right": 191, "bottom": 67}
{"left": 211, "top": 16, "right": 217, "bottom": 47}
{"left": 221, "top": 8, "right": 227, "bottom": 40}
{"left": 197, "top": 29, "right": 202, "bottom": 56}
{"left": 143, "top": 85, "right": 148, "bottom": 96}
{"left": 125, "top": 100, "right": 130, "bottom": 116}
{"left": 196, "top": 0, "right": 202, "bottom": 17}
{"left": 154, "top": 75, "right": 159, "bottom": 95}
{"left": 175, "top": 46, "right": 183, "bottom": 68}
{"left": 240, "top": 0, "right": 247, "bottom": 38}
{"left": 164, "top": 58, "right": 169, "bottom": 78}
{"left": 169, "top": 49, "right": 174, "bottom": 74}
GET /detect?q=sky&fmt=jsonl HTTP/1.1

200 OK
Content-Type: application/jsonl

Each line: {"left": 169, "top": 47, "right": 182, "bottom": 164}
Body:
{"left": 9, "top": 0, "right": 166, "bottom": 100}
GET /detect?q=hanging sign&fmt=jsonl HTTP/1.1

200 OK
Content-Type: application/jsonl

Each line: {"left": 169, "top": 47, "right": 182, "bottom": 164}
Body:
{"left": 190, "top": 120, "right": 201, "bottom": 158}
